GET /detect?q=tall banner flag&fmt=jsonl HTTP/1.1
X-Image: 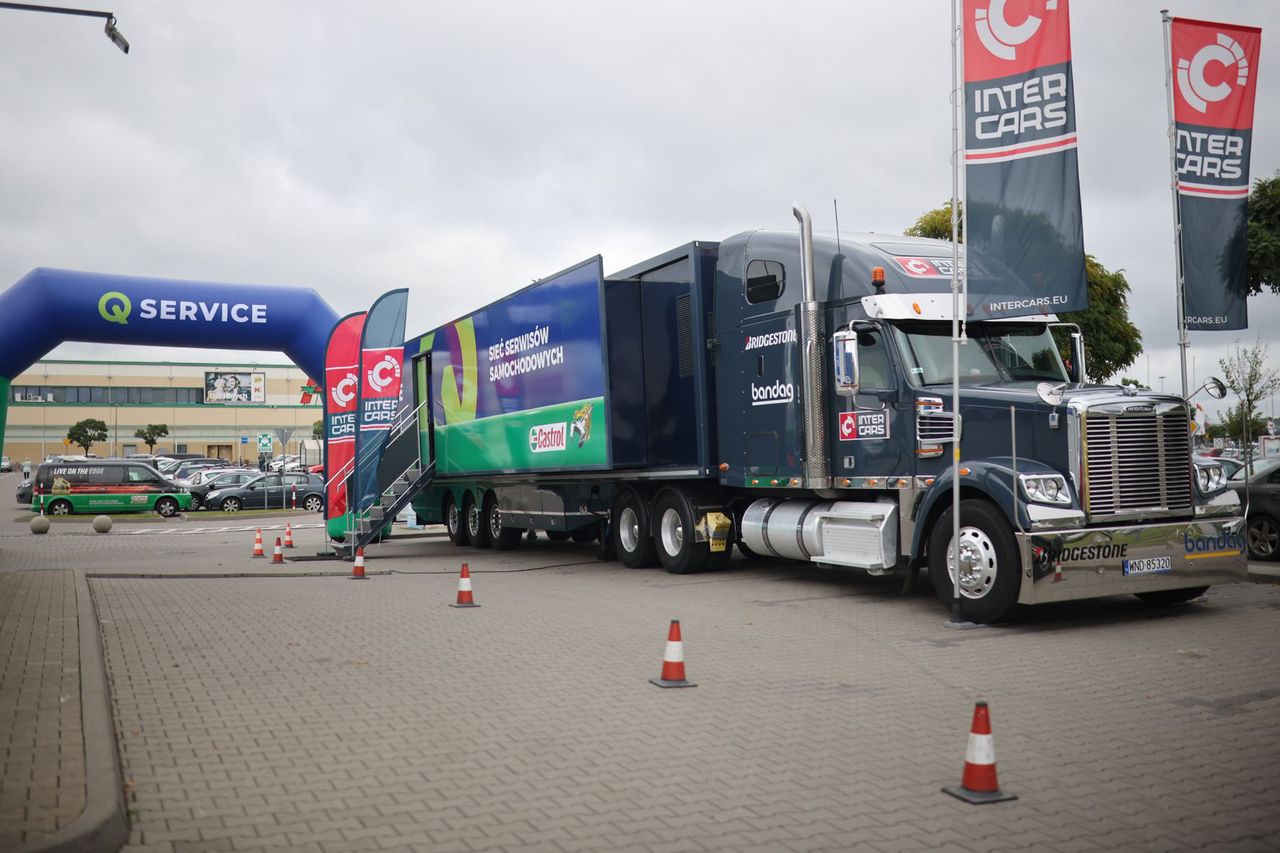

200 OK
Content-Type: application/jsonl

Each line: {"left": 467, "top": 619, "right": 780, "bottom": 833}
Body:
{"left": 353, "top": 289, "right": 409, "bottom": 515}
{"left": 1168, "top": 16, "right": 1261, "bottom": 331}
{"left": 323, "top": 312, "right": 366, "bottom": 535}
{"left": 963, "top": 0, "right": 1088, "bottom": 317}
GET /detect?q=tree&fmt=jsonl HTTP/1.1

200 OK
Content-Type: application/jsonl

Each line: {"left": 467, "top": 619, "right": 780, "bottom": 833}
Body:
{"left": 1218, "top": 339, "right": 1280, "bottom": 444}
{"left": 133, "top": 424, "right": 169, "bottom": 453}
{"left": 67, "top": 418, "right": 109, "bottom": 454}
{"left": 1247, "top": 172, "right": 1280, "bottom": 294}
{"left": 1217, "top": 404, "right": 1266, "bottom": 445}
{"left": 312, "top": 419, "right": 324, "bottom": 440}
{"left": 904, "top": 203, "right": 1142, "bottom": 382}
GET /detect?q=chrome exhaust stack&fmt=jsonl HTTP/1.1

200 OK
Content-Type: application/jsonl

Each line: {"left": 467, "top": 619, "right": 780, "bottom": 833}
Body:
{"left": 794, "top": 204, "right": 831, "bottom": 491}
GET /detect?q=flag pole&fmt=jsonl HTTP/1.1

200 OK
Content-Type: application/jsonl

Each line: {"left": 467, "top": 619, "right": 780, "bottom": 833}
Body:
{"left": 949, "top": 0, "right": 965, "bottom": 623}
{"left": 1161, "top": 9, "right": 1191, "bottom": 400}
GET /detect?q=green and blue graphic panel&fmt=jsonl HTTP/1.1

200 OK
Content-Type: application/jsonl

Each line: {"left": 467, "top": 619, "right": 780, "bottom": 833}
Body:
{"left": 430, "top": 258, "right": 609, "bottom": 475}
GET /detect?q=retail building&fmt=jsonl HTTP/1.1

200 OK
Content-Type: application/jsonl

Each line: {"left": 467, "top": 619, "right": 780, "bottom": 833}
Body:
{"left": 4, "top": 359, "right": 322, "bottom": 464}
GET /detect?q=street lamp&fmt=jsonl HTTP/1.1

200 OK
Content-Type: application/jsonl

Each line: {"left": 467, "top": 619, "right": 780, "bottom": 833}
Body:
{"left": 1158, "top": 375, "right": 1167, "bottom": 393}
{"left": 0, "top": 3, "right": 130, "bottom": 54}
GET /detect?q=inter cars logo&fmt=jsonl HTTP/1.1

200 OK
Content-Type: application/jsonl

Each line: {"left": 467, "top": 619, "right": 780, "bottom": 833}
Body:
{"left": 366, "top": 355, "right": 401, "bottom": 392}
{"left": 331, "top": 373, "right": 357, "bottom": 407}
{"left": 1177, "top": 33, "right": 1250, "bottom": 113}
{"left": 973, "top": 0, "right": 1058, "bottom": 61}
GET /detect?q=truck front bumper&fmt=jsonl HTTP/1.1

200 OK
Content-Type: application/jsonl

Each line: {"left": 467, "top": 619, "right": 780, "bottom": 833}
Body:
{"left": 1016, "top": 516, "right": 1248, "bottom": 605}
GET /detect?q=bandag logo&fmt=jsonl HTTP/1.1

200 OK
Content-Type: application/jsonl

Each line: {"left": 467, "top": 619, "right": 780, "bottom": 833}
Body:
{"left": 98, "top": 291, "right": 132, "bottom": 325}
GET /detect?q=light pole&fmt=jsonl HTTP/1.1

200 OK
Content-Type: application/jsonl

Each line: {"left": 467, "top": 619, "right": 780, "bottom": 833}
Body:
{"left": 1158, "top": 375, "right": 1167, "bottom": 393}
{"left": 0, "top": 3, "right": 130, "bottom": 53}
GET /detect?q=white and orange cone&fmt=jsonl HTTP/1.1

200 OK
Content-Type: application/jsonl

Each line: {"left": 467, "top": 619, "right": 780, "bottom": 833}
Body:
{"left": 942, "top": 701, "right": 1017, "bottom": 804}
{"left": 251, "top": 528, "right": 265, "bottom": 558}
{"left": 649, "top": 620, "right": 696, "bottom": 688}
{"left": 271, "top": 537, "right": 285, "bottom": 565}
{"left": 449, "top": 563, "right": 480, "bottom": 607}
{"left": 283, "top": 524, "right": 295, "bottom": 549}
{"left": 350, "top": 547, "right": 367, "bottom": 580}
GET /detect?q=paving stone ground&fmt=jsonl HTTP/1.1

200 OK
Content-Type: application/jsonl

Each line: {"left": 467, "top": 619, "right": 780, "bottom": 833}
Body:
{"left": 3, "top": 491, "right": 1280, "bottom": 852}
{"left": 0, "top": 569, "right": 84, "bottom": 848}
{"left": 87, "top": 539, "right": 1280, "bottom": 853}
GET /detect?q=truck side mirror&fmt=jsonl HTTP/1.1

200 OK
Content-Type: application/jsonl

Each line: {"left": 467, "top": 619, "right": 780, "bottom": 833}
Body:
{"left": 1069, "top": 331, "right": 1087, "bottom": 384}
{"left": 832, "top": 329, "right": 859, "bottom": 397}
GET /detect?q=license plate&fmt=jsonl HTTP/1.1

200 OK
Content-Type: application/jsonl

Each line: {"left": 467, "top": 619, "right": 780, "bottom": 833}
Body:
{"left": 1123, "top": 556, "right": 1173, "bottom": 576}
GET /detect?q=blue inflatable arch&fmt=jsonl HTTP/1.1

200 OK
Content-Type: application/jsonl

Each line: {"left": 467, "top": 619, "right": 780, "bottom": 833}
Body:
{"left": 0, "top": 267, "right": 340, "bottom": 446}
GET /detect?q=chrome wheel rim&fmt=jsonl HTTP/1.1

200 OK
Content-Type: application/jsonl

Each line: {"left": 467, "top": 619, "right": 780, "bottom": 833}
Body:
{"left": 489, "top": 504, "right": 502, "bottom": 539}
{"left": 944, "top": 525, "right": 998, "bottom": 600}
{"left": 222, "top": 500, "right": 239, "bottom": 512}
{"left": 50, "top": 503, "right": 70, "bottom": 516}
{"left": 1251, "top": 519, "right": 1278, "bottom": 557}
{"left": 659, "top": 507, "right": 684, "bottom": 557}
{"left": 467, "top": 504, "right": 481, "bottom": 538}
{"left": 447, "top": 503, "right": 460, "bottom": 534}
{"left": 619, "top": 506, "right": 640, "bottom": 553}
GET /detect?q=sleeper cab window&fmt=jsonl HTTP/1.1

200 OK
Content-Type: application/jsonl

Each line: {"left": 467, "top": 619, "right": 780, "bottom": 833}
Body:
{"left": 745, "top": 259, "right": 785, "bottom": 304}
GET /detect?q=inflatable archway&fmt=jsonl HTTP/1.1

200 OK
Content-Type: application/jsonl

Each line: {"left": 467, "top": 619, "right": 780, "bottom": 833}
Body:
{"left": 0, "top": 267, "right": 339, "bottom": 448}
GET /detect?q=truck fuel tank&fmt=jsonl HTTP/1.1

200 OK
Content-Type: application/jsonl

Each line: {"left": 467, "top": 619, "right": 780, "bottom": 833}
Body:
{"left": 741, "top": 498, "right": 898, "bottom": 571}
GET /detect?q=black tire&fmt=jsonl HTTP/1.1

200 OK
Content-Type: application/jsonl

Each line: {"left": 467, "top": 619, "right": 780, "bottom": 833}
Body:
{"left": 465, "top": 493, "right": 491, "bottom": 549}
{"left": 445, "top": 495, "right": 469, "bottom": 546}
{"left": 47, "top": 499, "right": 73, "bottom": 516}
{"left": 544, "top": 530, "right": 571, "bottom": 542}
{"left": 1247, "top": 513, "right": 1280, "bottom": 561}
{"left": 653, "top": 489, "right": 710, "bottom": 575}
{"left": 927, "top": 499, "right": 1020, "bottom": 624}
{"left": 1135, "top": 586, "right": 1210, "bottom": 606}
{"left": 303, "top": 494, "right": 323, "bottom": 513}
{"left": 570, "top": 525, "right": 599, "bottom": 544}
{"left": 611, "top": 489, "right": 658, "bottom": 568}
{"left": 221, "top": 497, "right": 242, "bottom": 513}
{"left": 188, "top": 494, "right": 202, "bottom": 511}
{"left": 486, "top": 495, "right": 522, "bottom": 551}
{"left": 155, "top": 497, "right": 179, "bottom": 518}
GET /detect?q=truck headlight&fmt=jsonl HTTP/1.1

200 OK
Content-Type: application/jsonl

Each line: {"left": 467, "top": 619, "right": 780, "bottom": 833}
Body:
{"left": 1194, "top": 462, "right": 1226, "bottom": 494}
{"left": 1019, "top": 473, "right": 1073, "bottom": 505}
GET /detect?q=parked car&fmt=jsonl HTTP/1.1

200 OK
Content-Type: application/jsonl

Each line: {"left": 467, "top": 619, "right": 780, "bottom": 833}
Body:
{"left": 204, "top": 472, "right": 324, "bottom": 513}
{"left": 1229, "top": 458, "right": 1280, "bottom": 560}
{"left": 30, "top": 459, "right": 191, "bottom": 517}
{"left": 154, "top": 452, "right": 205, "bottom": 462}
{"left": 308, "top": 464, "right": 324, "bottom": 474}
{"left": 187, "top": 468, "right": 260, "bottom": 510}
{"left": 169, "top": 459, "right": 232, "bottom": 484}
{"left": 16, "top": 478, "right": 32, "bottom": 506}
{"left": 268, "top": 454, "right": 300, "bottom": 472}
{"left": 1, "top": 456, "right": 12, "bottom": 472}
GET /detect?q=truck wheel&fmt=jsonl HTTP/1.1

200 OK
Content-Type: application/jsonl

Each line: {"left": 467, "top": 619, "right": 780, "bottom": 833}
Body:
{"left": 653, "top": 489, "right": 710, "bottom": 575}
{"left": 544, "top": 530, "right": 571, "bottom": 542}
{"left": 927, "top": 499, "right": 1020, "bottom": 624}
{"left": 1135, "top": 587, "right": 1209, "bottom": 606}
{"left": 486, "top": 495, "right": 522, "bottom": 551}
{"left": 611, "top": 489, "right": 657, "bottom": 568}
{"left": 445, "top": 496, "right": 469, "bottom": 546}
{"left": 465, "top": 493, "right": 491, "bottom": 549}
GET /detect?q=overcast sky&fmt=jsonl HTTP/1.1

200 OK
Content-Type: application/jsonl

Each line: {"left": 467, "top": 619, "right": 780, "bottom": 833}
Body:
{"left": 2, "top": 1, "right": 1278, "bottom": 420}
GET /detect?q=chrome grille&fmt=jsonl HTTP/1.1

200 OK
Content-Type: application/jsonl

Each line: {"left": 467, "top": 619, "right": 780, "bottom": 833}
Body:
{"left": 1084, "top": 408, "right": 1192, "bottom": 519}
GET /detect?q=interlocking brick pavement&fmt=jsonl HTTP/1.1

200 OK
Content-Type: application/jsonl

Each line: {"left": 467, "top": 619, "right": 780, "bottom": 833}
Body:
{"left": 0, "top": 569, "right": 85, "bottom": 849}
{"left": 82, "top": 538, "right": 1280, "bottom": 853}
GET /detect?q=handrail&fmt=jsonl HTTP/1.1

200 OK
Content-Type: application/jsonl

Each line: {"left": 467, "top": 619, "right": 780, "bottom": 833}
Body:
{"left": 324, "top": 397, "right": 429, "bottom": 492}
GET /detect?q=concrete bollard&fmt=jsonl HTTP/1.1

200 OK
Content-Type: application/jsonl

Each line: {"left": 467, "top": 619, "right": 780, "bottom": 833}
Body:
{"left": 30, "top": 516, "right": 50, "bottom": 535}
{"left": 93, "top": 515, "right": 113, "bottom": 533}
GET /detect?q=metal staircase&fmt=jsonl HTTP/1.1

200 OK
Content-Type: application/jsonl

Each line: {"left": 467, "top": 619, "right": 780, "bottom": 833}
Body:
{"left": 327, "top": 398, "right": 436, "bottom": 558}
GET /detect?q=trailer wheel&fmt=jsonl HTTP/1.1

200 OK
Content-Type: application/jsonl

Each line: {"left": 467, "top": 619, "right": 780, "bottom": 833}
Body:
{"left": 927, "top": 499, "right": 1020, "bottom": 624}
{"left": 486, "top": 494, "right": 522, "bottom": 551}
{"left": 445, "top": 495, "right": 469, "bottom": 546}
{"left": 611, "top": 488, "right": 657, "bottom": 568}
{"left": 653, "top": 489, "right": 710, "bottom": 575}
{"left": 465, "top": 492, "right": 491, "bottom": 549}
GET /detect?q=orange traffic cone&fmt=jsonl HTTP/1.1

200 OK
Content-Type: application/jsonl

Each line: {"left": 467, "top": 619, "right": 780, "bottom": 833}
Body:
{"left": 350, "top": 547, "right": 367, "bottom": 580}
{"left": 283, "top": 524, "right": 295, "bottom": 549}
{"left": 251, "top": 528, "right": 265, "bottom": 558}
{"left": 649, "top": 620, "right": 696, "bottom": 688}
{"left": 271, "top": 537, "right": 285, "bottom": 565}
{"left": 449, "top": 563, "right": 480, "bottom": 608}
{"left": 943, "top": 701, "right": 1017, "bottom": 804}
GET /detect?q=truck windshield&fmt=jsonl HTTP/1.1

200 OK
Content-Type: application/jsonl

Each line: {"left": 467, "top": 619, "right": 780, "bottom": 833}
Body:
{"left": 893, "top": 322, "right": 1069, "bottom": 386}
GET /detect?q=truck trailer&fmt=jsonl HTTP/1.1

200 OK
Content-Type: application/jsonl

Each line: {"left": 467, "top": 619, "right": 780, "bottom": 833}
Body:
{"left": 405, "top": 206, "right": 1246, "bottom": 623}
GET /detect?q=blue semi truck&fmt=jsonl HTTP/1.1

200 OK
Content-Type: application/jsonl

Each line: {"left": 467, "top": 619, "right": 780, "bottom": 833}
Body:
{"left": 405, "top": 206, "right": 1246, "bottom": 623}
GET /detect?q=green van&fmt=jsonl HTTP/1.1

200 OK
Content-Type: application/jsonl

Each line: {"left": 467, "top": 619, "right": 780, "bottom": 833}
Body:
{"left": 31, "top": 460, "right": 192, "bottom": 517}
